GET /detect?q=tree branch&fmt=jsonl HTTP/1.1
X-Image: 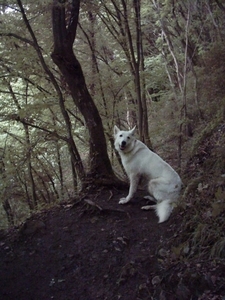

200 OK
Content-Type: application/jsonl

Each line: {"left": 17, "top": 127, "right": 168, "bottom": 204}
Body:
{"left": 0, "top": 33, "right": 36, "bottom": 47}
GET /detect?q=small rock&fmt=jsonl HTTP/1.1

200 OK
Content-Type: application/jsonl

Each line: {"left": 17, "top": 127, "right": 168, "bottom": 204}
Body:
{"left": 158, "top": 248, "right": 168, "bottom": 257}
{"left": 152, "top": 275, "right": 161, "bottom": 285}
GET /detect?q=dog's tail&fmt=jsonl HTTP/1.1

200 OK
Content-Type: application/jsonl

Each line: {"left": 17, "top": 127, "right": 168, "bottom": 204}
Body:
{"left": 155, "top": 199, "right": 174, "bottom": 223}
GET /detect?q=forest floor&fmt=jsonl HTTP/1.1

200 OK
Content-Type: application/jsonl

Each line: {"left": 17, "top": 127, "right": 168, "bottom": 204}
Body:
{"left": 0, "top": 124, "right": 225, "bottom": 300}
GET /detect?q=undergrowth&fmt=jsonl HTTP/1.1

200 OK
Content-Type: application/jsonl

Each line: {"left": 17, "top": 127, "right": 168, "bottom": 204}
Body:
{"left": 170, "top": 123, "right": 225, "bottom": 262}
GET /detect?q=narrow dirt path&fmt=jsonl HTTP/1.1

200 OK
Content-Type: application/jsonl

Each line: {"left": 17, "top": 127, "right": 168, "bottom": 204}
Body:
{"left": 0, "top": 189, "right": 173, "bottom": 300}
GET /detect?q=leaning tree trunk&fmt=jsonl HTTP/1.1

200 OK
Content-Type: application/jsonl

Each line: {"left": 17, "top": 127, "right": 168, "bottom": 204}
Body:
{"left": 51, "top": 0, "right": 117, "bottom": 183}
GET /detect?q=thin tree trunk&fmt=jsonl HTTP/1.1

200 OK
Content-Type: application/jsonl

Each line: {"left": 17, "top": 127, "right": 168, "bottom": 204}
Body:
{"left": 24, "top": 125, "right": 38, "bottom": 209}
{"left": 109, "top": 0, "right": 151, "bottom": 148}
{"left": 134, "top": 0, "right": 152, "bottom": 149}
{"left": 56, "top": 141, "right": 64, "bottom": 200}
{"left": 6, "top": 79, "right": 37, "bottom": 209}
{"left": 3, "top": 199, "right": 14, "bottom": 226}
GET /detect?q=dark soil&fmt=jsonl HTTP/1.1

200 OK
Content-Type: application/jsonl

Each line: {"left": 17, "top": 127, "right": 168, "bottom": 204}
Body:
{"left": 0, "top": 189, "right": 175, "bottom": 300}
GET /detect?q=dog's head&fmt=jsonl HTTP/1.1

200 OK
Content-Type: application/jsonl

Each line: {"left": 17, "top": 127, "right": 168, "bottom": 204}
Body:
{"left": 114, "top": 125, "right": 136, "bottom": 153}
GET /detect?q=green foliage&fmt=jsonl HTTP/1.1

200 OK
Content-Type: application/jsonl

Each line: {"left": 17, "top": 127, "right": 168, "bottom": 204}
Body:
{"left": 171, "top": 123, "right": 225, "bottom": 263}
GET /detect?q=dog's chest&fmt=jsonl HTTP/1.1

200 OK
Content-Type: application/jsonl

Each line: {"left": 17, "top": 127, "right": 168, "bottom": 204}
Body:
{"left": 120, "top": 150, "right": 148, "bottom": 173}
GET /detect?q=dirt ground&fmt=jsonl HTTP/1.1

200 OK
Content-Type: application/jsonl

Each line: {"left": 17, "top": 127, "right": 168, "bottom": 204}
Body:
{"left": 0, "top": 187, "right": 224, "bottom": 300}
{"left": 0, "top": 189, "right": 171, "bottom": 300}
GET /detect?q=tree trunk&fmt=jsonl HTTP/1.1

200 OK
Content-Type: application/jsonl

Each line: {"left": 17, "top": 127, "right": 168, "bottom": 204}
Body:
{"left": 134, "top": 0, "right": 152, "bottom": 149}
{"left": 24, "top": 124, "right": 38, "bottom": 209}
{"left": 106, "top": 0, "right": 152, "bottom": 148}
{"left": 3, "top": 199, "right": 14, "bottom": 226}
{"left": 51, "top": 0, "right": 116, "bottom": 183}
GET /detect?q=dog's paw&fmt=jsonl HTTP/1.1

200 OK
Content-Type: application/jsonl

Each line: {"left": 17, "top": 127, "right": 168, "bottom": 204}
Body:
{"left": 143, "top": 195, "right": 156, "bottom": 202}
{"left": 141, "top": 205, "right": 156, "bottom": 210}
{"left": 119, "top": 197, "right": 129, "bottom": 205}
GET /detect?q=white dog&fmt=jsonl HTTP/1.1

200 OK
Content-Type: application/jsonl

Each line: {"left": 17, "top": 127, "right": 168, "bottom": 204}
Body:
{"left": 114, "top": 125, "right": 182, "bottom": 223}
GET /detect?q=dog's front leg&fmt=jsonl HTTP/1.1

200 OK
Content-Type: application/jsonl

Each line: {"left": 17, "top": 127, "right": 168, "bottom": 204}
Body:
{"left": 119, "top": 173, "right": 139, "bottom": 204}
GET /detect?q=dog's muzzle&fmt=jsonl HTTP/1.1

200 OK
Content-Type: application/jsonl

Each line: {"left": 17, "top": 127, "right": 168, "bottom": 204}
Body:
{"left": 120, "top": 141, "right": 126, "bottom": 150}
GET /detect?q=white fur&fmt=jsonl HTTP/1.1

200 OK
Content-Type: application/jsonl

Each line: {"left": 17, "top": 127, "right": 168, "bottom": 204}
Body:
{"left": 114, "top": 125, "right": 182, "bottom": 223}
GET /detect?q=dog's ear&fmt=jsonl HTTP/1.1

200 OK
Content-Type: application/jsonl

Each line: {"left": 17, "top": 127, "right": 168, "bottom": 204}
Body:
{"left": 114, "top": 125, "right": 120, "bottom": 136}
{"left": 130, "top": 125, "right": 136, "bottom": 135}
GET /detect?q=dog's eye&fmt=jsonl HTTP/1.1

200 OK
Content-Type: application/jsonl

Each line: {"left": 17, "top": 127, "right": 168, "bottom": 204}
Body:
{"left": 128, "top": 136, "right": 130, "bottom": 139}
{"left": 119, "top": 134, "right": 123, "bottom": 137}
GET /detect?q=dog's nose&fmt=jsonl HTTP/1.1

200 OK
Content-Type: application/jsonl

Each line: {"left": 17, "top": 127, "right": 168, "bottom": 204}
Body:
{"left": 121, "top": 141, "right": 126, "bottom": 146}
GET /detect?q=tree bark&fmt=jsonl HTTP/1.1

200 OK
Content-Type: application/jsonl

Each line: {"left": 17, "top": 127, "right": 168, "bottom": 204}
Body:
{"left": 51, "top": 0, "right": 116, "bottom": 182}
